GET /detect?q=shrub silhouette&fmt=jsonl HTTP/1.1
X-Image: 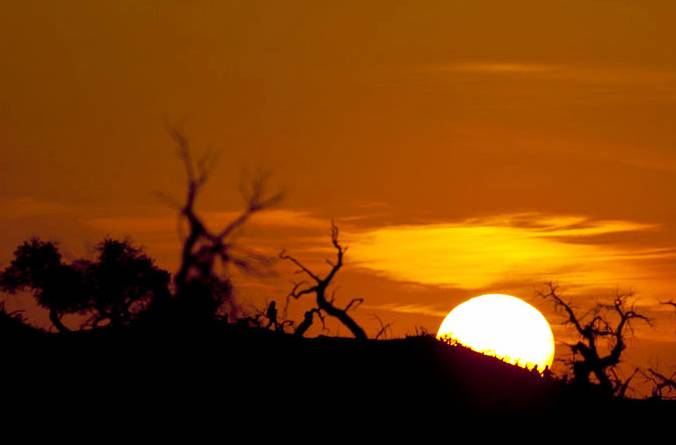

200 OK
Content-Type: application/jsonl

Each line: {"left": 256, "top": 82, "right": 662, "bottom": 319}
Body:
{"left": 0, "top": 301, "right": 42, "bottom": 337}
{"left": 0, "top": 238, "right": 89, "bottom": 332}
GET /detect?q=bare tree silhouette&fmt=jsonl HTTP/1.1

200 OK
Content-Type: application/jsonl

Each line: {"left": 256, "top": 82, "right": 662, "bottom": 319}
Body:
{"left": 168, "top": 128, "right": 282, "bottom": 321}
{"left": 635, "top": 300, "right": 676, "bottom": 400}
{"left": 280, "top": 221, "right": 367, "bottom": 340}
{"left": 538, "top": 282, "right": 651, "bottom": 396}
{"left": 641, "top": 368, "right": 676, "bottom": 400}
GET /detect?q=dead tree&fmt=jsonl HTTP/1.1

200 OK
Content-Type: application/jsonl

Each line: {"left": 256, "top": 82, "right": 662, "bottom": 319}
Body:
{"left": 294, "top": 308, "right": 325, "bottom": 337}
{"left": 168, "top": 128, "right": 282, "bottom": 320}
{"left": 641, "top": 368, "right": 676, "bottom": 400}
{"left": 538, "top": 282, "right": 651, "bottom": 396}
{"left": 610, "top": 367, "right": 640, "bottom": 399}
{"left": 636, "top": 301, "right": 676, "bottom": 399}
{"left": 280, "top": 221, "right": 367, "bottom": 340}
{"left": 371, "top": 314, "right": 392, "bottom": 340}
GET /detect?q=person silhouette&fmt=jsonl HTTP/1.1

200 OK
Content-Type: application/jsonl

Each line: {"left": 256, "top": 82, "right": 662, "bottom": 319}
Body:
{"left": 265, "top": 301, "right": 278, "bottom": 330}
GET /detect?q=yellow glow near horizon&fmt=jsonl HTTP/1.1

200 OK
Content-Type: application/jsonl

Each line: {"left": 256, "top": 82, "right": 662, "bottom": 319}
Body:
{"left": 437, "top": 294, "right": 555, "bottom": 372}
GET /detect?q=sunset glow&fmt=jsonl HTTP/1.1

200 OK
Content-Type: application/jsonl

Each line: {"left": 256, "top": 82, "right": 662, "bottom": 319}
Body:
{"left": 1, "top": 0, "right": 675, "bottom": 397}
{"left": 437, "top": 294, "right": 555, "bottom": 372}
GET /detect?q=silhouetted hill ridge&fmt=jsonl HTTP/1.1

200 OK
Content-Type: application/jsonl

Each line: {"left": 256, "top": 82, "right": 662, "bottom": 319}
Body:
{"left": 4, "top": 319, "right": 673, "bottom": 424}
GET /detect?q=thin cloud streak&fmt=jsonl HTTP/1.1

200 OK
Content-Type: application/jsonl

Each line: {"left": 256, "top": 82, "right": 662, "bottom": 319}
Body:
{"left": 85, "top": 209, "right": 328, "bottom": 234}
{"left": 436, "top": 62, "right": 558, "bottom": 74}
{"left": 0, "top": 197, "right": 69, "bottom": 220}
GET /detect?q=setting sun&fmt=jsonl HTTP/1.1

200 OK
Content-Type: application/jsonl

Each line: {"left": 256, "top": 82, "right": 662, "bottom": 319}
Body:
{"left": 437, "top": 294, "right": 555, "bottom": 372}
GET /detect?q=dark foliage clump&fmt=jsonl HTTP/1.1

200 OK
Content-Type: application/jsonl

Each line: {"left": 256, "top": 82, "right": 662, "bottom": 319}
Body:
{"left": 0, "top": 237, "right": 170, "bottom": 332}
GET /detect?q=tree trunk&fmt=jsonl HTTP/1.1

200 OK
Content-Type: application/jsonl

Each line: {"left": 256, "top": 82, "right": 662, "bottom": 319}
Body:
{"left": 318, "top": 297, "right": 367, "bottom": 340}
{"left": 49, "top": 308, "right": 70, "bottom": 333}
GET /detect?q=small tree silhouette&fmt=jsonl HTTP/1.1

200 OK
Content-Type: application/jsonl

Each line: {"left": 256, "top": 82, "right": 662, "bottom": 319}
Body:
{"left": 0, "top": 237, "right": 170, "bottom": 331}
{"left": 86, "top": 238, "right": 171, "bottom": 328}
{"left": 0, "top": 238, "right": 89, "bottom": 332}
{"left": 637, "top": 300, "right": 676, "bottom": 400}
{"left": 538, "top": 282, "right": 651, "bottom": 396}
{"left": 168, "top": 128, "right": 283, "bottom": 321}
{"left": 280, "top": 221, "right": 367, "bottom": 340}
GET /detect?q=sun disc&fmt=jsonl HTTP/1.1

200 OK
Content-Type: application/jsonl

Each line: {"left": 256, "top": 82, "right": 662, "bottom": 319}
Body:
{"left": 436, "top": 294, "right": 555, "bottom": 372}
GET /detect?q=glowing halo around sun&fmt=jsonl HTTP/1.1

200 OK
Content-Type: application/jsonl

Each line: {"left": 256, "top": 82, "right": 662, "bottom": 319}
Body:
{"left": 436, "top": 294, "right": 555, "bottom": 372}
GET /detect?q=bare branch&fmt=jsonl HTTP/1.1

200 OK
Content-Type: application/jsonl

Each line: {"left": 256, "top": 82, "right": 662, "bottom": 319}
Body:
{"left": 280, "top": 250, "right": 321, "bottom": 283}
{"left": 641, "top": 368, "right": 676, "bottom": 400}
{"left": 537, "top": 282, "right": 586, "bottom": 337}
{"left": 288, "top": 281, "right": 319, "bottom": 300}
{"left": 661, "top": 300, "right": 676, "bottom": 312}
{"left": 344, "top": 298, "right": 364, "bottom": 313}
{"left": 371, "top": 314, "right": 392, "bottom": 340}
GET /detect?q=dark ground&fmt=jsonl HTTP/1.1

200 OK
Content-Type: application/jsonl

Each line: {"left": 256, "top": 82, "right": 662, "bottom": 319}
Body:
{"left": 3, "top": 317, "right": 674, "bottom": 430}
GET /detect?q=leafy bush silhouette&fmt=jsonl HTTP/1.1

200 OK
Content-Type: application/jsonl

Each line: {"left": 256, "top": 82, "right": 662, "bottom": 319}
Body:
{"left": 0, "top": 238, "right": 90, "bottom": 332}
{"left": 0, "top": 237, "right": 170, "bottom": 331}
{"left": 85, "top": 238, "right": 171, "bottom": 328}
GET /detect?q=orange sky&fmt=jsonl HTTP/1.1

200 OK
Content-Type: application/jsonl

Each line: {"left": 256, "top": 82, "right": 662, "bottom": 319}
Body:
{"left": 1, "top": 1, "right": 675, "bottom": 393}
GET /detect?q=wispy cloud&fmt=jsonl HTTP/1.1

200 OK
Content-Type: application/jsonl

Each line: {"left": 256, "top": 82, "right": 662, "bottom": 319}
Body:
{"left": 363, "top": 303, "right": 448, "bottom": 318}
{"left": 436, "top": 62, "right": 558, "bottom": 74}
{"left": 427, "top": 62, "right": 676, "bottom": 85}
{"left": 346, "top": 213, "right": 671, "bottom": 290}
{"left": 0, "top": 197, "right": 68, "bottom": 220}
